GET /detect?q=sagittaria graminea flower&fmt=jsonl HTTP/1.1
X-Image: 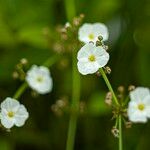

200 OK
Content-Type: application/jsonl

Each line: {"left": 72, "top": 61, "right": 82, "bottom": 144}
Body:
{"left": 127, "top": 87, "right": 150, "bottom": 123}
{"left": 77, "top": 43, "right": 109, "bottom": 75}
{"left": 0, "top": 97, "right": 29, "bottom": 129}
{"left": 26, "top": 65, "right": 53, "bottom": 94}
{"left": 78, "top": 23, "right": 109, "bottom": 44}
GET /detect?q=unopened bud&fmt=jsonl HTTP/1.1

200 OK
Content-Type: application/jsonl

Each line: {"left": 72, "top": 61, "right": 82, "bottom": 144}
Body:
{"left": 79, "top": 14, "right": 85, "bottom": 19}
{"left": 105, "top": 66, "right": 111, "bottom": 74}
{"left": 96, "top": 40, "right": 102, "bottom": 46}
{"left": 111, "top": 127, "right": 119, "bottom": 138}
{"left": 118, "top": 86, "right": 125, "bottom": 93}
{"left": 20, "top": 58, "right": 28, "bottom": 65}
{"left": 65, "top": 22, "right": 71, "bottom": 29}
{"left": 96, "top": 71, "right": 101, "bottom": 77}
{"left": 98, "top": 35, "right": 103, "bottom": 41}
{"left": 103, "top": 45, "right": 109, "bottom": 51}
{"left": 125, "top": 121, "right": 132, "bottom": 128}
{"left": 105, "top": 92, "right": 112, "bottom": 106}
{"left": 12, "top": 72, "right": 19, "bottom": 79}
{"left": 128, "top": 85, "right": 135, "bottom": 91}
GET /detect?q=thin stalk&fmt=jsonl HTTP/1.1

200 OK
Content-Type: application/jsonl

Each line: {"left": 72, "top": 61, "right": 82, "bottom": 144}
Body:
{"left": 64, "top": 0, "right": 80, "bottom": 150}
{"left": 99, "top": 68, "right": 119, "bottom": 106}
{"left": 13, "top": 82, "right": 28, "bottom": 99}
{"left": 64, "top": 0, "right": 76, "bottom": 21}
{"left": 119, "top": 115, "right": 123, "bottom": 150}
{"left": 43, "top": 55, "right": 60, "bottom": 67}
{"left": 99, "top": 68, "right": 123, "bottom": 150}
{"left": 66, "top": 50, "right": 80, "bottom": 150}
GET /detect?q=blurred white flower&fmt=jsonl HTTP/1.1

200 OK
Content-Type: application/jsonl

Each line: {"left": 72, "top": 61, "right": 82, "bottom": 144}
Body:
{"left": 78, "top": 23, "right": 109, "bottom": 44}
{"left": 26, "top": 65, "right": 53, "bottom": 94}
{"left": 77, "top": 43, "right": 109, "bottom": 75}
{"left": 0, "top": 97, "right": 29, "bottom": 129}
{"left": 127, "top": 87, "right": 150, "bottom": 123}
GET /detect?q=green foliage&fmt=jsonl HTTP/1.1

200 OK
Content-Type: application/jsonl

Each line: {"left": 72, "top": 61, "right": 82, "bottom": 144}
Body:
{"left": 0, "top": 0, "right": 150, "bottom": 149}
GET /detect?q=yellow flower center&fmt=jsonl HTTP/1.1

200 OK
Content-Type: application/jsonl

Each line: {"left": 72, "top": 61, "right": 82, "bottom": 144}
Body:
{"left": 36, "top": 76, "right": 43, "bottom": 82}
{"left": 7, "top": 111, "right": 14, "bottom": 118}
{"left": 88, "top": 55, "right": 96, "bottom": 62}
{"left": 88, "top": 33, "right": 95, "bottom": 40}
{"left": 138, "top": 104, "right": 145, "bottom": 111}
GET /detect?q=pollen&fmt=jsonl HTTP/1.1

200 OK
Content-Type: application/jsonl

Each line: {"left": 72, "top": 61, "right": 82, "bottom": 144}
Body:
{"left": 138, "top": 104, "right": 145, "bottom": 111}
{"left": 7, "top": 111, "right": 14, "bottom": 118}
{"left": 88, "top": 33, "right": 94, "bottom": 40}
{"left": 36, "top": 76, "right": 43, "bottom": 82}
{"left": 88, "top": 55, "right": 96, "bottom": 62}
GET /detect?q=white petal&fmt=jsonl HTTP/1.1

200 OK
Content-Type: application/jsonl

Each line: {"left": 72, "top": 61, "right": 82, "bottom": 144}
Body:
{"left": 144, "top": 96, "right": 150, "bottom": 117}
{"left": 1, "top": 98, "right": 20, "bottom": 112}
{"left": 128, "top": 110, "right": 147, "bottom": 123}
{"left": 92, "top": 23, "right": 109, "bottom": 41}
{"left": 130, "top": 87, "right": 150, "bottom": 102}
{"left": 1, "top": 115, "right": 15, "bottom": 129}
{"left": 94, "top": 46, "right": 109, "bottom": 67}
{"left": 77, "top": 61, "right": 99, "bottom": 75}
{"left": 14, "top": 105, "right": 29, "bottom": 127}
{"left": 34, "top": 78, "right": 53, "bottom": 94}
{"left": 127, "top": 100, "right": 147, "bottom": 123}
{"left": 78, "top": 23, "right": 93, "bottom": 43}
{"left": 26, "top": 65, "right": 53, "bottom": 94}
{"left": 77, "top": 43, "right": 94, "bottom": 60}
{"left": 78, "top": 23, "right": 109, "bottom": 44}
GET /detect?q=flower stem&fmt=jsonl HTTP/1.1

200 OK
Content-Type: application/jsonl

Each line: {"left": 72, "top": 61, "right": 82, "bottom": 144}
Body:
{"left": 64, "top": 1, "right": 80, "bottom": 150}
{"left": 13, "top": 82, "right": 28, "bottom": 99}
{"left": 66, "top": 49, "right": 80, "bottom": 150}
{"left": 43, "top": 55, "right": 60, "bottom": 67}
{"left": 99, "top": 68, "right": 119, "bottom": 106}
{"left": 119, "top": 115, "right": 123, "bottom": 150}
{"left": 64, "top": 0, "right": 76, "bottom": 22}
{"left": 99, "top": 68, "right": 123, "bottom": 150}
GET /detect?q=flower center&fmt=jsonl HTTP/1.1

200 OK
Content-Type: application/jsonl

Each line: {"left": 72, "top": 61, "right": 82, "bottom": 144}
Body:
{"left": 88, "top": 33, "right": 94, "bottom": 40}
{"left": 7, "top": 111, "right": 14, "bottom": 118}
{"left": 88, "top": 55, "right": 96, "bottom": 62}
{"left": 36, "top": 76, "right": 43, "bottom": 83}
{"left": 138, "top": 104, "right": 145, "bottom": 111}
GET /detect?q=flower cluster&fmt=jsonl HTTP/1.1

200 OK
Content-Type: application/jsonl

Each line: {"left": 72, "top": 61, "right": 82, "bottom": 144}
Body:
{"left": 77, "top": 22, "right": 150, "bottom": 126}
{"left": 0, "top": 65, "right": 53, "bottom": 129}
{"left": 77, "top": 23, "right": 109, "bottom": 75}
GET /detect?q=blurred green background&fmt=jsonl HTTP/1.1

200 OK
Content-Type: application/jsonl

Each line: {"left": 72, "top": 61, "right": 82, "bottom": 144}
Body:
{"left": 0, "top": 0, "right": 150, "bottom": 149}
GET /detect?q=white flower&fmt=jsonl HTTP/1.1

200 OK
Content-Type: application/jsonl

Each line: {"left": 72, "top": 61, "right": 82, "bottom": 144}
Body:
{"left": 78, "top": 23, "right": 109, "bottom": 44}
{"left": 77, "top": 43, "right": 109, "bottom": 75}
{"left": 0, "top": 97, "right": 29, "bottom": 129}
{"left": 26, "top": 65, "right": 53, "bottom": 94}
{"left": 127, "top": 87, "right": 150, "bottom": 123}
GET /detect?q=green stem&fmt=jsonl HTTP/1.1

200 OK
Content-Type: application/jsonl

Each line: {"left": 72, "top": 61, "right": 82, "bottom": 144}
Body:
{"left": 66, "top": 49, "right": 80, "bottom": 150}
{"left": 64, "top": 0, "right": 80, "bottom": 150}
{"left": 99, "top": 68, "right": 123, "bottom": 150}
{"left": 64, "top": 0, "right": 76, "bottom": 21}
{"left": 119, "top": 115, "right": 123, "bottom": 150}
{"left": 13, "top": 82, "right": 28, "bottom": 99}
{"left": 43, "top": 55, "right": 60, "bottom": 67}
{"left": 99, "top": 68, "right": 119, "bottom": 106}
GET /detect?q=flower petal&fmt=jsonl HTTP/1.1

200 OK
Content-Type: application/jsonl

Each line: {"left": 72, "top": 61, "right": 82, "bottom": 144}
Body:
{"left": 130, "top": 87, "right": 150, "bottom": 102}
{"left": 1, "top": 98, "right": 20, "bottom": 112}
{"left": 1, "top": 115, "right": 15, "bottom": 129}
{"left": 14, "top": 105, "right": 29, "bottom": 127}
